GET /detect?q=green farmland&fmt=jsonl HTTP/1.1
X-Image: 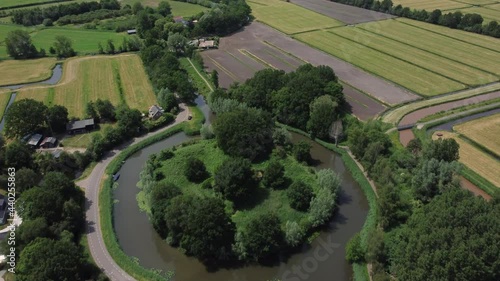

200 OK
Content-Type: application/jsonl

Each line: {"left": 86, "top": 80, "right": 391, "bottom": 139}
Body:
{"left": 121, "top": 0, "right": 207, "bottom": 17}
{"left": 457, "top": 5, "right": 500, "bottom": 22}
{"left": 0, "top": 27, "right": 127, "bottom": 58}
{"left": 248, "top": 0, "right": 343, "bottom": 34}
{"left": 295, "top": 30, "right": 466, "bottom": 95}
{"left": 392, "top": 0, "right": 471, "bottom": 11}
{"left": 0, "top": 0, "right": 54, "bottom": 9}
{"left": 359, "top": 20, "right": 500, "bottom": 77}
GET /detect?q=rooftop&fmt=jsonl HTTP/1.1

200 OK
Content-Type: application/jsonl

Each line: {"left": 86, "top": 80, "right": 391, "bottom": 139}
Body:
{"left": 67, "top": 118, "right": 95, "bottom": 131}
{"left": 28, "top": 134, "right": 43, "bottom": 146}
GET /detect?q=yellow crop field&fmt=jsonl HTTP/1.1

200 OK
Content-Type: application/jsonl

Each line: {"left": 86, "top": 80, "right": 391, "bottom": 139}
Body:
{"left": 16, "top": 54, "right": 157, "bottom": 118}
{"left": 0, "top": 58, "right": 57, "bottom": 86}
{"left": 433, "top": 131, "right": 500, "bottom": 187}
{"left": 248, "top": 0, "right": 344, "bottom": 34}
{"left": 454, "top": 114, "right": 500, "bottom": 154}
{"left": 360, "top": 19, "right": 500, "bottom": 76}
{"left": 457, "top": 6, "right": 500, "bottom": 22}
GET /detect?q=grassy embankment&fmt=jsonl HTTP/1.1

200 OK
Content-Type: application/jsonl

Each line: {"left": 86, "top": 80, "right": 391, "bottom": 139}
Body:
{"left": 0, "top": 57, "right": 57, "bottom": 86}
{"left": 0, "top": 89, "right": 12, "bottom": 120}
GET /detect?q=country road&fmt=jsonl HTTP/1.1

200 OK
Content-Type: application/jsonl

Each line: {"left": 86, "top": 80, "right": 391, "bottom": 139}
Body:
{"left": 77, "top": 104, "right": 189, "bottom": 281}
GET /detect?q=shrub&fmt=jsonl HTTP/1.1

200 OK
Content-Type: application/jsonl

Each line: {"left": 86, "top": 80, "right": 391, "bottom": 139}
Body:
{"left": 345, "top": 233, "right": 365, "bottom": 264}
{"left": 262, "top": 160, "right": 287, "bottom": 189}
{"left": 184, "top": 157, "right": 209, "bottom": 183}
{"left": 287, "top": 181, "right": 313, "bottom": 211}
{"left": 214, "top": 158, "right": 256, "bottom": 204}
{"left": 293, "top": 141, "right": 312, "bottom": 163}
{"left": 308, "top": 187, "right": 336, "bottom": 227}
{"left": 317, "top": 169, "right": 341, "bottom": 195}
{"left": 284, "top": 220, "right": 305, "bottom": 247}
{"left": 200, "top": 123, "right": 214, "bottom": 139}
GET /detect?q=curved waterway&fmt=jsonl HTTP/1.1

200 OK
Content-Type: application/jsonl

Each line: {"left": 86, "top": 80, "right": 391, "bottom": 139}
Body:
{"left": 113, "top": 97, "right": 369, "bottom": 281}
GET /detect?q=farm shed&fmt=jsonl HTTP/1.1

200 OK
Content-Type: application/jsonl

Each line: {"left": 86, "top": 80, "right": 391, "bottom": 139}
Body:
{"left": 127, "top": 29, "right": 137, "bottom": 35}
{"left": 40, "top": 137, "right": 57, "bottom": 148}
{"left": 28, "top": 134, "right": 43, "bottom": 147}
{"left": 66, "top": 118, "right": 95, "bottom": 134}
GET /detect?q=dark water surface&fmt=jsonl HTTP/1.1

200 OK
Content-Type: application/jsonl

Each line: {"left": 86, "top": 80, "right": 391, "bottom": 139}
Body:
{"left": 113, "top": 97, "right": 369, "bottom": 281}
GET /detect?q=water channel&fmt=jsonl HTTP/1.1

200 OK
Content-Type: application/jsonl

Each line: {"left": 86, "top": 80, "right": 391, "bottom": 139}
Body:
{"left": 112, "top": 96, "right": 369, "bottom": 281}
{"left": 0, "top": 64, "right": 63, "bottom": 131}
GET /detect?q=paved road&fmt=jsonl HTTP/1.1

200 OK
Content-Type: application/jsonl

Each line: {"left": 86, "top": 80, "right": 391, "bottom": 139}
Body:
{"left": 77, "top": 105, "right": 189, "bottom": 281}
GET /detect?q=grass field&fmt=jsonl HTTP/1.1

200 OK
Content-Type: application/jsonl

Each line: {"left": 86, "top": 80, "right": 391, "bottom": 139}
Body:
{"left": 0, "top": 58, "right": 57, "bottom": 86}
{"left": 328, "top": 26, "right": 496, "bottom": 87}
{"left": 432, "top": 131, "right": 500, "bottom": 187}
{"left": 16, "top": 54, "right": 157, "bottom": 118}
{"left": 0, "top": 24, "right": 30, "bottom": 43}
{"left": 359, "top": 19, "right": 500, "bottom": 77}
{"left": 1, "top": 0, "right": 87, "bottom": 12}
{"left": 0, "top": 0, "right": 53, "bottom": 9}
{"left": 121, "top": 0, "right": 207, "bottom": 16}
{"left": 456, "top": 5, "right": 500, "bottom": 22}
{"left": 248, "top": 0, "right": 344, "bottom": 34}
{"left": 61, "top": 123, "right": 113, "bottom": 147}
{"left": 0, "top": 90, "right": 11, "bottom": 121}
{"left": 295, "top": 30, "right": 465, "bottom": 95}
{"left": 0, "top": 27, "right": 127, "bottom": 58}
{"left": 392, "top": 0, "right": 471, "bottom": 11}
{"left": 454, "top": 113, "right": 500, "bottom": 155}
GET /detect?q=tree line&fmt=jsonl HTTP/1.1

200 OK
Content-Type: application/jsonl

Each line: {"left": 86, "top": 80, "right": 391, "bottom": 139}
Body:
{"left": 331, "top": 0, "right": 500, "bottom": 38}
{"left": 344, "top": 120, "right": 500, "bottom": 281}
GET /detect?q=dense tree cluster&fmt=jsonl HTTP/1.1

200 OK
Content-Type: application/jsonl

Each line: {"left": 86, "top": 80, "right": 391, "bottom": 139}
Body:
{"left": 11, "top": 0, "right": 121, "bottom": 26}
{"left": 214, "top": 157, "right": 256, "bottom": 204}
{"left": 5, "top": 30, "right": 40, "bottom": 59}
{"left": 331, "top": 0, "right": 500, "bottom": 37}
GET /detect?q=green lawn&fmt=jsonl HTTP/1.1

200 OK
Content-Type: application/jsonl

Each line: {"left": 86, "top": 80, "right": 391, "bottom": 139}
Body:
{"left": 141, "top": 139, "right": 320, "bottom": 230}
{"left": 61, "top": 123, "right": 113, "bottom": 148}
{"left": 0, "top": 0, "right": 56, "bottom": 9}
{"left": 0, "top": 23, "right": 31, "bottom": 43}
{"left": 121, "top": 0, "right": 207, "bottom": 17}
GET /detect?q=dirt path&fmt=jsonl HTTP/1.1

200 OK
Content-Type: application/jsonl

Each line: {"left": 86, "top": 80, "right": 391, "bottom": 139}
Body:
{"left": 187, "top": 58, "right": 213, "bottom": 92}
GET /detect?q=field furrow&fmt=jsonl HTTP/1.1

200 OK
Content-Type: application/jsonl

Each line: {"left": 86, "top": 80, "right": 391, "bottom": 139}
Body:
{"left": 295, "top": 30, "right": 465, "bottom": 96}
{"left": 359, "top": 19, "right": 500, "bottom": 76}
{"left": 329, "top": 27, "right": 496, "bottom": 86}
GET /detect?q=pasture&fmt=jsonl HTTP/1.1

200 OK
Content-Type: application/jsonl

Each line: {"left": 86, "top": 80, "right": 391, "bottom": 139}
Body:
{"left": 329, "top": 26, "right": 497, "bottom": 87}
{"left": 120, "top": 0, "right": 207, "bottom": 16}
{"left": 0, "top": 90, "right": 11, "bottom": 121}
{"left": 359, "top": 19, "right": 500, "bottom": 76}
{"left": 16, "top": 55, "right": 157, "bottom": 118}
{"left": 0, "top": 58, "right": 57, "bottom": 86}
{"left": 454, "top": 113, "right": 500, "bottom": 155}
{"left": 392, "top": 0, "right": 471, "bottom": 11}
{"left": 248, "top": 0, "right": 344, "bottom": 34}
{"left": 432, "top": 131, "right": 500, "bottom": 188}
{"left": 457, "top": 5, "right": 500, "bottom": 22}
{"left": 1, "top": 0, "right": 88, "bottom": 12}
{"left": 295, "top": 30, "right": 465, "bottom": 96}
{"left": 0, "top": 0, "right": 51, "bottom": 9}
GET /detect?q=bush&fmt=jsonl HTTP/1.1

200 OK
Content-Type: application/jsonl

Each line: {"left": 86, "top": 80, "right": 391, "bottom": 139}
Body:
{"left": 184, "top": 157, "right": 209, "bottom": 183}
{"left": 214, "top": 158, "right": 256, "bottom": 204}
{"left": 200, "top": 123, "right": 214, "bottom": 139}
{"left": 284, "top": 220, "right": 305, "bottom": 247}
{"left": 308, "top": 187, "right": 336, "bottom": 227}
{"left": 293, "top": 141, "right": 312, "bottom": 163}
{"left": 346, "top": 233, "right": 365, "bottom": 264}
{"left": 261, "top": 160, "right": 287, "bottom": 189}
{"left": 287, "top": 181, "right": 313, "bottom": 211}
{"left": 158, "top": 149, "right": 174, "bottom": 161}
{"left": 272, "top": 127, "right": 292, "bottom": 147}
{"left": 317, "top": 169, "right": 341, "bottom": 195}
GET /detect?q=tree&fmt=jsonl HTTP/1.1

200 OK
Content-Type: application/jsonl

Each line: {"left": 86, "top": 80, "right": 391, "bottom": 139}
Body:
{"left": 184, "top": 157, "right": 209, "bottom": 183}
{"left": 307, "top": 95, "right": 338, "bottom": 139}
{"left": 4, "top": 99, "right": 47, "bottom": 138}
{"left": 167, "top": 33, "right": 188, "bottom": 54}
{"left": 85, "top": 101, "right": 99, "bottom": 121}
{"left": 47, "top": 105, "right": 69, "bottom": 133}
{"left": 19, "top": 187, "right": 64, "bottom": 223}
{"left": 132, "top": 1, "right": 144, "bottom": 14}
{"left": 214, "top": 158, "right": 256, "bottom": 204}
{"left": 392, "top": 189, "right": 500, "bottom": 281}
{"left": 293, "top": 141, "right": 312, "bottom": 163}
{"left": 235, "top": 213, "right": 284, "bottom": 262}
{"left": 106, "top": 39, "right": 115, "bottom": 54}
{"left": 94, "top": 99, "right": 115, "bottom": 121}
{"left": 150, "top": 182, "right": 182, "bottom": 238}
{"left": 284, "top": 220, "right": 305, "bottom": 247}
{"left": 5, "top": 30, "right": 38, "bottom": 59}
{"left": 428, "top": 9, "right": 442, "bottom": 24}
{"left": 309, "top": 186, "right": 336, "bottom": 227}
{"left": 324, "top": 81, "right": 345, "bottom": 106}
{"left": 424, "top": 138, "right": 460, "bottom": 162}
{"left": 262, "top": 160, "right": 287, "bottom": 189}
{"left": 287, "top": 181, "right": 313, "bottom": 211}
{"left": 5, "top": 141, "right": 33, "bottom": 170}
{"left": 17, "top": 238, "right": 85, "bottom": 281}
{"left": 18, "top": 218, "right": 50, "bottom": 248}
{"left": 157, "top": 88, "right": 177, "bottom": 112}
{"left": 345, "top": 233, "right": 364, "bottom": 264}
{"left": 213, "top": 108, "right": 273, "bottom": 160}
{"left": 377, "top": 184, "right": 411, "bottom": 230}
{"left": 412, "top": 158, "right": 461, "bottom": 203}
{"left": 211, "top": 69, "right": 219, "bottom": 88}
{"left": 115, "top": 105, "right": 142, "bottom": 137}
{"left": 157, "top": 1, "right": 171, "bottom": 16}
{"left": 15, "top": 168, "right": 39, "bottom": 194}
{"left": 317, "top": 169, "right": 341, "bottom": 194}
{"left": 53, "top": 35, "right": 75, "bottom": 58}
{"left": 272, "top": 127, "right": 292, "bottom": 147}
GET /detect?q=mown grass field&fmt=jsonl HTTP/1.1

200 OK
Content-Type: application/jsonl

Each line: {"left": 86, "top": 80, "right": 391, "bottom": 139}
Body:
{"left": 148, "top": 139, "right": 320, "bottom": 230}
{"left": 295, "top": 30, "right": 466, "bottom": 95}
{"left": 0, "top": 90, "right": 11, "bottom": 121}
{"left": 359, "top": 19, "right": 500, "bottom": 77}
{"left": 457, "top": 5, "right": 500, "bottom": 22}
{"left": 329, "top": 26, "right": 496, "bottom": 87}
{"left": 0, "top": 57, "right": 56, "bottom": 86}
{"left": 432, "top": 131, "right": 500, "bottom": 187}
{"left": 248, "top": 0, "right": 344, "bottom": 34}
{"left": 1, "top": 0, "right": 87, "bottom": 12}
{"left": 392, "top": 0, "right": 471, "bottom": 11}
{"left": 61, "top": 123, "right": 113, "bottom": 147}
{"left": 16, "top": 54, "right": 157, "bottom": 118}
{"left": 0, "top": 24, "right": 30, "bottom": 43}
{"left": 397, "top": 18, "right": 500, "bottom": 52}
{"left": 454, "top": 113, "right": 500, "bottom": 155}
{"left": 0, "top": 0, "right": 52, "bottom": 9}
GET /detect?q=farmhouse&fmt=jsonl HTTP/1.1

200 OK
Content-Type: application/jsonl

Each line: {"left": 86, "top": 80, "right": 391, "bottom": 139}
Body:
{"left": 66, "top": 118, "right": 95, "bottom": 134}
{"left": 40, "top": 137, "right": 58, "bottom": 148}
{"left": 149, "top": 105, "right": 163, "bottom": 119}
{"left": 28, "top": 134, "right": 43, "bottom": 147}
{"left": 199, "top": 40, "right": 216, "bottom": 49}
